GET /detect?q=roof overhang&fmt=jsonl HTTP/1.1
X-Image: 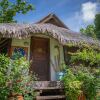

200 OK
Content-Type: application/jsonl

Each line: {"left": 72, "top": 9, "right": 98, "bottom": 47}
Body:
{"left": 0, "top": 23, "right": 99, "bottom": 49}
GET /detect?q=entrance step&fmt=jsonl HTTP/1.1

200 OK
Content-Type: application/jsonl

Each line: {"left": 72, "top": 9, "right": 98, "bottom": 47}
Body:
{"left": 33, "top": 81, "right": 66, "bottom": 100}
{"left": 36, "top": 95, "right": 65, "bottom": 100}
{"left": 33, "top": 81, "right": 64, "bottom": 90}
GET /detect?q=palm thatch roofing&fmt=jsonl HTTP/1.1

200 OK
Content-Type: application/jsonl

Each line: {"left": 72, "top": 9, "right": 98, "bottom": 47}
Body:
{"left": 0, "top": 23, "right": 100, "bottom": 49}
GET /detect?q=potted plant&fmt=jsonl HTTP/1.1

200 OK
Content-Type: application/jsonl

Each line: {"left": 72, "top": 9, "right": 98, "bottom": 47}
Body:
{"left": 78, "top": 91, "right": 86, "bottom": 100}
{"left": 0, "top": 54, "right": 36, "bottom": 100}
{"left": 56, "top": 63, "right": 67, "bottom": 80}
{"left": 7, "top": 57, "right": 37, "bottom": 100}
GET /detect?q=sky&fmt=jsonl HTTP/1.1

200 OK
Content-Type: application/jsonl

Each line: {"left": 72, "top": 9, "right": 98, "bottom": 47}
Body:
{"left": 14, "top": 0, "right": 100, "bottom": 32}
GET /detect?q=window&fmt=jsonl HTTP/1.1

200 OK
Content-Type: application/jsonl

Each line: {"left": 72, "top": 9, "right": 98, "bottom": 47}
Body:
{"left": 11, "top": 46, "right": 28, "bottom": 59}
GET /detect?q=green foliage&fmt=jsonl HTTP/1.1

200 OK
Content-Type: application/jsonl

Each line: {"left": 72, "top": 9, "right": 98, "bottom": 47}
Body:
{"left": 0, "top": 54, "right": 36, "bottom": 100}
{"left": 76, "top": 67, "right": 99, "bottom": 100}
{"left": 62, "top": 69, "right": 82, "bottom": 100}
{"left": 94, "top": 14, "right": 100, "bottom": 39}
{"left": 0, "top": 54, "right": 10, "bottom": 99}
{"left": 70, "top": 49, "right": 100, "bottom": 67}
{"left": 80, "top": 14, "right": 100, "bottom": 39}
{"left": 0, "top": 0, "right": 34, "bottom": 23}
{"left": 63, "top": 46, "right": 100, "bottom": 100}
{"left": 8, "top": 57, "right": 37, "bottom": 99}
{"left": 62, "top": 66, "right": 100, "bottom": 100}
{"left": 80, "top": 25, "right": 96, "bottom": 38}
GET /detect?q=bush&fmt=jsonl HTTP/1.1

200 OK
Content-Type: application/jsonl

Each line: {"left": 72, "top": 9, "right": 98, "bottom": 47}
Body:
{"left": 62, "top": 66, "right": 100, "bottom": 100}
{"left": 0, "top": 54, "right": 36, "bottom": 100}
{"left": 63, "top": 47, "right": 100, "bottom": 100}
{"left": 0, "top": 54, "right": 10, "bottom": 99}
{"left": 70, "top": 49, "right": 100, "bottom": 67}
{"left": 62, "top": 68, "right": 82, "bottom": 100}
{"left": 76, "top": 67, "right": 98, "bottom": 100}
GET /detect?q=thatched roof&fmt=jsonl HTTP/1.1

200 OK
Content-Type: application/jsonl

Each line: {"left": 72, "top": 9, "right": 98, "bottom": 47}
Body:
{"left": 0, "top": 23, "right": 100, "bottom": 49}
{"left": 37, "top": 13, "right": 69, "bottom": 29}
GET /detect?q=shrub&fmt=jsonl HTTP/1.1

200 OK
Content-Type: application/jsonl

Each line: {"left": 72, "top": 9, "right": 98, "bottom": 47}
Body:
{"left": 76, "top": 66, "right": 98, "bottom": 100}
{"left": 0, "top": 54, "right": 36, "bottom": 100}
{"left": 62, "top": 66, "right": 100, "bottom": 100}
{"left": 70, "top": 49, "right": 100, "bottom": 67}
{"left": 0, "top": 54, "right": 10, "bottom": 99}
{"left": 62, "top": 68, "right": 82, "bottom": 100}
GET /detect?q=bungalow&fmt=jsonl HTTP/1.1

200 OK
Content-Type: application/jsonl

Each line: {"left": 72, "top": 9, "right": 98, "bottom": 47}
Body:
{"left": 0, "top": 14, "right": 100, "bottom": 82}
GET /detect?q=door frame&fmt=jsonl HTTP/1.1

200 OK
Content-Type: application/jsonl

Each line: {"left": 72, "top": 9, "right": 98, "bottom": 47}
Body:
{"left": 30, "top": 36, "right": 50, "bottom": 81}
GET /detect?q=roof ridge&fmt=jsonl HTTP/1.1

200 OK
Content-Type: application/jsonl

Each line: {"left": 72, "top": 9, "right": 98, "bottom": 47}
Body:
{"left": 36, "top": 13, "right": 69, "bottom": 29}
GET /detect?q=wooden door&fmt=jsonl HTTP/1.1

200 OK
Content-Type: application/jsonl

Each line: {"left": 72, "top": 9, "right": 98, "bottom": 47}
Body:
{"left": 30, "top": 37, "right": 50, "bottom": 81}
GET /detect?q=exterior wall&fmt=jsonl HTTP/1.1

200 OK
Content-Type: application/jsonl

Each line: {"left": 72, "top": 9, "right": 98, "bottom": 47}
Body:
{"left": 11, "top": 35, "right": 64, "bottom": 81}
{"left": 50, "top": 38, "right": 64, "bottom": 80}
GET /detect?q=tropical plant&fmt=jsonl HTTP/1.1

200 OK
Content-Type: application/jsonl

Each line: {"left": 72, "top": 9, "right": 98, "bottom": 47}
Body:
{"left": 0, "top": 54, "right": 10, "bottom": 99}
{"left": 0, "top": 54, "right": 36, "bottom": 100}
{"left": 76, "top": 66, "right": 99, "bottom": 100}
{"left": 80, "top": 13, "right": 100, "bottom": 39}
{"left": 0, "top": 0, "right": 34, "bottom": 23}
{"left": 62, "top": 66, "right": 100, "bottom": 100}
{"left": 69, "top": 48, "right": 100, "bottom": 67}
{"left": 62, "top": 68, "right": 82, "bottom": 100}
{"left": 80, "top": 25, "right": 96, "bottom": 38}
{"left": 94, "top": 14, "right": 100, "bottom": 39}
{"left": 9, "top": 57, "right": 37, "bottom": 99}
{"left": 65, "top": 48, "right": 100, "bottom": 99}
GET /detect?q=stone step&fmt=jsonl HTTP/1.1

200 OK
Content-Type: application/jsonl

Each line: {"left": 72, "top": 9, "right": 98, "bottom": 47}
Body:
{"left": 33, "top": 81, "right": 65, "bottom": 100}
{"left": 34, "top": 87, "right": 64, "bottom": 90}
{"left": 36, "top": 95, "right": 66, "bottom": 100}
{"left": 33, "top": 81, "right": 64, "bottom": 90}
{"left": 35, "top": 89, "right": 64, "bottom": 96}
